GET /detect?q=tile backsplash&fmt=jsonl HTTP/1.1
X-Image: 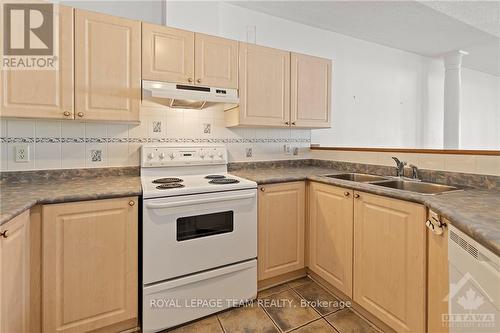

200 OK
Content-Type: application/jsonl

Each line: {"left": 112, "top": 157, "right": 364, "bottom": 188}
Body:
{"left": 311, "top": 150, "right": 500, "bottom": 176}
{"left": 0, "top": 106, "right": 311, "bottom": 171}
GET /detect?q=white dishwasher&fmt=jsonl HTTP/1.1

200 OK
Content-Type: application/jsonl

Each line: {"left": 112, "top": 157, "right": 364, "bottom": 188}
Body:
{"left": 448, "top": 224, "right": 500, "bottom": 333}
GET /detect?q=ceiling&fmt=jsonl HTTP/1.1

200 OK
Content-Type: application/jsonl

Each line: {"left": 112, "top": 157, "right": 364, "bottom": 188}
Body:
{"left": 228, "top": 0, "right": 500, "bottom": 76}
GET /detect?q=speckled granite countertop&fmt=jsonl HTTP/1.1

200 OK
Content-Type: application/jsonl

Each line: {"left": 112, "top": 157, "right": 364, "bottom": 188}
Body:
{"left": 0, "top": 175, "right": 142, "bottom": 225}
{"left": 231, "top": 167, "right": 500, "bottom": 256}
{"left": 1, "top": 165, "right": 499, "bottom": 256}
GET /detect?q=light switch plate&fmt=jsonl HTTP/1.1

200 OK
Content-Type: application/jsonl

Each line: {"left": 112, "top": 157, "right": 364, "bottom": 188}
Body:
{"left": 15, "top": 144, "right": 30, "bottom": 163}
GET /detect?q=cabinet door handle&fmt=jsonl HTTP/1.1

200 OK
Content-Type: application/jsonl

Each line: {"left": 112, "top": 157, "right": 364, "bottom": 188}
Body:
{"left": 260, "top": 187, "right": 265, "bottom": 192}
{"left": 128, "top": 200, "right": 135, "bottom": 206}
{"left": 285, "top": 121, "right": 289, "bottom": 125}
{"left": 63, "top": 111, "right": 71, "bottom": 117}
{"left": 291, "top": 122, "right": 296, "bottom": 125}
{"left": 187, "top": 78, "right": 193, "bottom": 83}
{"left": 0, "top": 230, "right": 8, "bottom": 238}
{"left": 77, "top": 112, "right": 84, "bottom": 118}
{"left": 196, "top": 79, "right": 202, "bottom": 83}
{"left": 354, "top": 193, "right": 360, "bottom": 199}
{"left": 344, "top": 191, "right": 350, "bottom": 197}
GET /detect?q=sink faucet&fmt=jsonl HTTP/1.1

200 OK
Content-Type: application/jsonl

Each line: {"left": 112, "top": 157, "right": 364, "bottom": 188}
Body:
{"left": 392, "top": 157, "right": 407, "bottom": 177}
{"left": 409, "top": 164, "right": 419, "bottom": 180}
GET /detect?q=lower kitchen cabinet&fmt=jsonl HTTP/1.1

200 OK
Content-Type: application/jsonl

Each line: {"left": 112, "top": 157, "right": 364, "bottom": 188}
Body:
{"left": 42, "top": 197, "right": 139, "bottom": 333}
{"left": 308, "top": 182, "right": 353, "bottom": 297}
{"left": 427, "top": 218, "right": 449, "bottom": 333}
{"left": 353, "top": 191, "right": 426, "bottom": 333}
{"left": 258, "top": 182, "right": 305, "bottom": 281}
{"left": 0, "top": 211, "right": 31, "bottom": 333}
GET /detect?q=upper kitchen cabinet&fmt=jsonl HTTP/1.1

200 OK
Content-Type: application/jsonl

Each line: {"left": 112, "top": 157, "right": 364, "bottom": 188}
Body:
{"left": 75, "top": 9, "right": 141, "bottom": 122}
{"left": 195, "top": 33, "right": 238, "bottom": 88}
{"left": 291, "top": 53, "right": 331, "bottom": 128}
{"left": 142, "top": 23, "right": 195, "bottom": 84}
{"left": 142, "top": 24, "right": 238, "bottom": 88}
{"left": 0, "top": 5, "right": 74, "bottom": 120}
{"left": 226, "top": 43, "right": 290, "bottom": 127}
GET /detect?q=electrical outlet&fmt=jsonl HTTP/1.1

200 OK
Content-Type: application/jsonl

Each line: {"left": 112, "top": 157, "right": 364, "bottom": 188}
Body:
{"left": 293, "top": 147, "right": 299, "bottom": 156}
{"left": 15, "top": 145, "right": 30, "bottom": 163}
{"left": 283, "top": 144, "right": 291, "bottom": 155}
{"left": 245, "top": 147, "right": 253, "bottom": 158}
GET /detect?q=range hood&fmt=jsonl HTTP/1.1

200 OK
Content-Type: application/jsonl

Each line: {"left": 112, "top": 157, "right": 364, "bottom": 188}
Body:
{"left": 142, "top": 80, "right": 238, "bottom": 111}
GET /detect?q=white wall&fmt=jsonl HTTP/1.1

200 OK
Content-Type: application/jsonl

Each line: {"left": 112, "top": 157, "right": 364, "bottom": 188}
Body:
{"left": 166, "top": 1, "right": 446, "bottom": 149}
{"left": 60, "top": 1, "right": 165, "bottom": 24}
{"left": 460, "top": 68, "right": 500, "bottom": 150}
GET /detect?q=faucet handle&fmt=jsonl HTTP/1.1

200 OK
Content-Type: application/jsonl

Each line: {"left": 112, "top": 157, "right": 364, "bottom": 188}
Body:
{"left": 409, "top": 164, "right": 419, "bottom": 179}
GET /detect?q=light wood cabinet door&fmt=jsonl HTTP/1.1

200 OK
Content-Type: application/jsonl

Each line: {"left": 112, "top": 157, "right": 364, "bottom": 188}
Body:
{"left": 42, "top": 197, "right": 138, "bottom": 333}
{"left": 427, "top": 218, "right": 449, "bottom": 333}
{"left": 234, "top": 43, "right": 290, "bottom": 127}
{"left": 0, "top": 210, "right": 30, "bottom": 333}
{"left": 290, "top": 53, "right": 331, "bottom": 128}
{"left": 142, "top": 23, "right": 195, "bottom": 84}
{"left": 308, "top": 182, "right": 353, "bottom": 297}
{"left": 75, "top": 9, "right": 140, "bottom": 122}
{"left": 258, "top": 182, "right": 305, "bottom": 281}
{"left": 0, "top": 5, "right": 74, "bottom": 120}
{"left": 195, "top": 33, "right": 238, "bottom": 88}
{"left": 353, "top": 192, "right": 426, "bottom": 333}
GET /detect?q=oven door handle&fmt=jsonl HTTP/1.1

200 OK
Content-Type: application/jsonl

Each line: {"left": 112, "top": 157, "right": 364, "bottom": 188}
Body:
{"left": 145, "top": 193, "right": 256, "bottom": 209}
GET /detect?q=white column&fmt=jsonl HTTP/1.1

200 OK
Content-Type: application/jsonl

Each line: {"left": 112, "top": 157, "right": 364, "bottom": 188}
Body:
{"left": 443, "top": 50, "right": 467, "bottom": 149}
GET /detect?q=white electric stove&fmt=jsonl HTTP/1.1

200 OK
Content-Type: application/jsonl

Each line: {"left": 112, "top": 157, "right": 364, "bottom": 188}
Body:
{"left": 141, "top": 145, "right": 257, "bottom": 333}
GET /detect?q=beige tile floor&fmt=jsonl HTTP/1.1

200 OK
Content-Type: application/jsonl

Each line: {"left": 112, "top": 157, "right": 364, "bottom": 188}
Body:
{"left": 166, "top": 276, "right": 382, "bottom": 333}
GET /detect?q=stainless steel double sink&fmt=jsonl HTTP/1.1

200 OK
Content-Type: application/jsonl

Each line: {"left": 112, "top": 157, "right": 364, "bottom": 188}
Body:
{"left": 322, "top": 173, "right": 461, "bottom": 195}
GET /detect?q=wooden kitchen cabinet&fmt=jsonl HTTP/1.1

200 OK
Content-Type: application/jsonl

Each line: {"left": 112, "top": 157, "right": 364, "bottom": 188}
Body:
{"left": 0, "top": 5, "right": 74, "bottom": 120}
{"left": 142, "top": 23, "right": 195, "bottom": 84}
{"left": 75, "top": 9, "right": 141, "bottom": 122}
{"left": 195, "top": 33, "right": 238, "bottom": 88}
{"left": 258, "top": 182, "right": 305, "bottom": 281}
{"left": 0, "top": 211, "right": 31, "bottom": 333}
{"left": 143, "top": 24, "right": 238, "bottom": 89}
{"left": 427, "top": 218, "right": 449, "bottom": 333}
{"left": 226, "top": 43, "right": 290, "bottom": 127}
{"left": 308, "top": 182, "right": 353, "bottom": 297}
{"left": 353, "top": 191, "right": 426, "bottom": 333}
{"left": 42, "top": 197, "right": 139, "bottom": 333}
{"left": 291, "top": 53, "right": 331, "bottom": 128}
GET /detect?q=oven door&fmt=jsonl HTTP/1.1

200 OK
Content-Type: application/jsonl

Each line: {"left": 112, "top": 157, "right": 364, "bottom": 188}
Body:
{"left": 143, "top": 189, "right": 257, "bottom": 284}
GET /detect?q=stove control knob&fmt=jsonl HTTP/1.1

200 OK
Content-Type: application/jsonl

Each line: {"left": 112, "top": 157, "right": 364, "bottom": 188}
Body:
{"left": 158, "top": 153, "right": 165, "bottom": 160}
{"left": 208, "top": 152, "right": 215, "bottom": 159}
{"left": 199, "top": 151, "right": 206, "bottom": 158}
{"left": 169, "top": 152, "right": 177, "bottom": 159}
{"left": 147, "top": 152, "right": 154, "bottom": 160}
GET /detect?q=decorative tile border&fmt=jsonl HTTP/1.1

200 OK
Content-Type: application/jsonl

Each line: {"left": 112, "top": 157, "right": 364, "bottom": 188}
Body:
{"left": 0, "top": 137, "right": 311, "bottom": 144}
